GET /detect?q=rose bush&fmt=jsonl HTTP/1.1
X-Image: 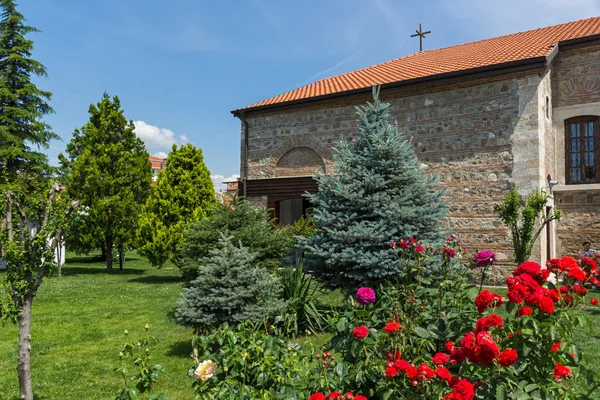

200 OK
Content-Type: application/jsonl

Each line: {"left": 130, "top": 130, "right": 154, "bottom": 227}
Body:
{"left": 309, "top": 243, "right": 599, "bottom": 399}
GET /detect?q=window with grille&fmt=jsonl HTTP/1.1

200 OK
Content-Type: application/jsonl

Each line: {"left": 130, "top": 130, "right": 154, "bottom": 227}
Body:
{"left": 566, "top": 116, "right": 600, "bottom": 184}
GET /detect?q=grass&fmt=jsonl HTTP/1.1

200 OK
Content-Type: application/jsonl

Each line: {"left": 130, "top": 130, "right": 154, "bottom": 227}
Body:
{"left": 0, "top": 253, "right": 195, "bottom": 400}
{"left": 2, "top": 256, "right": 600, "bottom": 399}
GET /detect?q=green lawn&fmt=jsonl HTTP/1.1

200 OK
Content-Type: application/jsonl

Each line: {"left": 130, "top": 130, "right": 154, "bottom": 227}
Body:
{"left": 0, "top": 253, "right": 195, "bottom": 400}
{"left": 2, "top": 256, "right": 600, "bottom": 400}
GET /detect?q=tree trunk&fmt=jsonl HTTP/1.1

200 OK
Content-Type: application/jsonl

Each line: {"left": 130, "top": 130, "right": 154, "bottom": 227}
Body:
{"left": 119, "top": 246, "right": 124, "bottom": 271}
{"left": 101, "top": 242, "right": 106, "bottom": 260}
{"left": 105, "top": 237, "right": 113, "bottom": 271}
{"left": 17, "top": 296, "right": 34, "bottom": 400}
{"left": 56, "top": 232, "right": 62, "bottom": 277}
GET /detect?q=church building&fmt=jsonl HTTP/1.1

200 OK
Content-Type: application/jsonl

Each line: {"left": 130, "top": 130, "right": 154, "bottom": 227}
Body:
{"left": 232, "top": 17, "right": 600, "bottom": 268}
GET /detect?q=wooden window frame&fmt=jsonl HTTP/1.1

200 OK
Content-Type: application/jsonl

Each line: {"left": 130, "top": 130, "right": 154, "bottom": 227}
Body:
{"left": 565, "top": 116, "right": 600, "bottom": 185}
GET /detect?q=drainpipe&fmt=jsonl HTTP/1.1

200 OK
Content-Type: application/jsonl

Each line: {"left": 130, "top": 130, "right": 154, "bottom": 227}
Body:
{"left": 236, "top": 110, "right": 249, "bottom": 198}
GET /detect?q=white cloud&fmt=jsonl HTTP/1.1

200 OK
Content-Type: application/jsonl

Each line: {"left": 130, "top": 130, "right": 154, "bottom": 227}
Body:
{"left": 152, "top": 151, "right": 168, "bottom": 159}
{"left": 133, "top": 121, "right": 188, "bottom": 155}
{"left": 211, "top": 173, "right": 240, "bottom": 192}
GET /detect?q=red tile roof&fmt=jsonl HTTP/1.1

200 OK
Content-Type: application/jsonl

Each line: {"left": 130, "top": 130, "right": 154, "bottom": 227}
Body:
{"left": 238, "top": 17, "right": 600, "bottom": 112}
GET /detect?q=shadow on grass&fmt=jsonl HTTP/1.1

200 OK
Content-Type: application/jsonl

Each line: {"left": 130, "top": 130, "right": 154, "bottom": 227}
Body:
{"left": 167, "top": 340, "right": 193, "bottom": 358}
{"left": 65, "top": 254, "right": 142, "bottom": 265}
{"left": 61, "top": 267, "right": 146, "bottom": 276}
{"left": 128, "top": 275, "right": 183, "bottom": 284}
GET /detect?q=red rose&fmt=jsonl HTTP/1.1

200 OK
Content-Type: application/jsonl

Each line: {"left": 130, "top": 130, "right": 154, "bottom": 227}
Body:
{"left": 354, "top": 396, "right": 368, "bottom": 400}
{"left": 445, "top": 341, "right": 455, "bottom": 353}
{"left": 546, "top": 258, "right": 561, "bottom": 272}
{"left": 399, "top": 239, "right": 410, "bottom": 249}
{"left": 475, "top": 314, "right": 503, "bottom": 333}
{"left": 568, "top": 267, "right": 586, "bottom": 282}
{"left": 498, "top": 349, "right": 518, "bottom": 367}
{"left": 460, "top": 333, "right": 476, "bottom": 361}
{"left": 353, "top": 325, "right": 369, "bottom": 339}
{"left": 415, "top": 245, "right": 425, "bottom": 253}
{"left": 385, "top": 367, "right": 397, "bottom": 377}
{"left": 435, "top": 367, "right": 451, "bottom": 381}
{"left": 507, "top": 284, "right": 528, "bottom": 304}
{"left": 550, "top": 342, "right": 561, "bottom": 352}
{"left": 394, "top": 359, "right": 410, "bottom": 371}
{"left": 546, "top": 289, "right": 559, "bottom": 303}
{"left": 525, "top": 287, "right": 543, "bottom": 306}
{"left": 592, "top": 298, "right": 599, "bottom": 306}
{"left": 405, "top": 366, "right": 418, "bottom": 379}
{"left": 384, "top": 322, "right": 402, "bottom": 333}
{"left": 344, "top": 393, "right": 354, "bottom": 399}
{"left": 581, "top": 257, "right": 598, "bottom": 274}
{"left": 516, "top": 306, "right": 532, "bottom": 316}
{"left": 474, "top": 332, "right": 500, "bottom": 364}
{"left": 452, "top": 378, "right": 476, "bottom": 400}
{"left": 513, "top": 261, "right": 541, "bottom": 277}
{"left": 309, "top": 394, "right": 326, "bottom": 400}
{"left": 553, "top": 363, "right": 572, "bottom": 382}
{"left": 537, "top": 269, "right": 551, "bottom": 283}
{"left": 432, "top": 352, "right": 451, "bottom": 365}
{"left": 327, "top": 393, "right": 342, "bottom": 399}
{"left": 560, "top": 256, "right": 578, "bottom": 271}
{"left": 539, "top": 296, "right": 555, "bottom": 314}
{"left": 474, "top": 290, "right": 493, "bottom": 313}
{"left": 513, "top": 273, "right": 540, "bottom": 291}
{"left": 417, "top": 363, "right": 434, "bottom": 379}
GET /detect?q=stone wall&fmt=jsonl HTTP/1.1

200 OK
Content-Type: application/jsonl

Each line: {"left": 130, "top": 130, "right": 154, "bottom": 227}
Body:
{"left": 243, "top": 73, "right": 554, "bottom": 282}
{"left": 551, "top": 45, "right": 600, "bottom": 258}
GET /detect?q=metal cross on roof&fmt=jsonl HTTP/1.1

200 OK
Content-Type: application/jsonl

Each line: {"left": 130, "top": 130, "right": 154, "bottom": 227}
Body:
{"left": 411, "top": 23, "right": 431, "bottom": 52}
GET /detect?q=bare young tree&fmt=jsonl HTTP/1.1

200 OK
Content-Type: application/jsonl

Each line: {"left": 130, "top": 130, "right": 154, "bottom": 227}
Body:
{"left": 0, "top": 183, "right": 78, "bottom": 400}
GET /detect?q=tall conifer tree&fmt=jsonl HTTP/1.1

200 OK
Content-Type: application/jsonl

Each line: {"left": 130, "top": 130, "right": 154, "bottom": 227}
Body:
{"left": 0, "top": 0, "right": 57, "bottom": 191}
{"left": 137, "top": 143, "right": 216, "bottom": 268}
{"left": 60, "top": 93, "right": 152, "bottom": 270}
{"left": 302, "top": 88, "right": 447, "bottom": 289}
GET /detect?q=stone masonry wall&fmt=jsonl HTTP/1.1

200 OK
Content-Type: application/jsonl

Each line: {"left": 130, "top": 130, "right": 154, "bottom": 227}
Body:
{"left": 243, "top": 71, "right": 548, "bottom": 282}
{"left": 552, "top": 45, "right": 600, "bottom": 258}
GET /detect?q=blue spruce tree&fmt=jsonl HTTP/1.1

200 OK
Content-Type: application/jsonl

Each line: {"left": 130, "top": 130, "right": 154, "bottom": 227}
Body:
{"left": 302, "top": 88, "right": 447, "bottom": 288}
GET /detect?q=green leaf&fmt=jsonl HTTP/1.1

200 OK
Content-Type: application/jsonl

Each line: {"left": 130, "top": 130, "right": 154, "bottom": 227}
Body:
{"left": 413, "top": 326, "right": 430, "bottom": 339}
{"left": 496, "top": 383, "right": 508, "bottom": 400}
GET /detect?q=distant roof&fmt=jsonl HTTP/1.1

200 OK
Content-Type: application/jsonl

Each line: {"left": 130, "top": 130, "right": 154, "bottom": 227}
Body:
{"left": 234, "top": 16, "right": 600, "bottom": 114}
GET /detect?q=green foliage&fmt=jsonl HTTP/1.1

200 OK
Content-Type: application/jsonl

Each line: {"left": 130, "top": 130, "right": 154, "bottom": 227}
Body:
{"left": 136, "top": 144, "right": 216, "bottom": 268}
{"left": 316, "top": 239, "right": 477, "bottom": 396}
{"left": 276, "top": 262, "right": 325, "bottom": 337}
{"left": 0, "top": 0, "right": 58, "bottom": 191}
{"left": 494, "top": 186, "right": 561, "bottom": 264}
{"left": 115, "top": 326, "right": 168, "bottom": 400}
{"left": 59, "top": 93, "right": 152, "bottom": 269}
{"left": 302, "top": 88, "right": 447, "bottom": 289}
{"left": 0, "top": 184, "right": 76, "bottom": 322}
{"left": 181, "top": 197, "right": 293, "bottom": 280}
{"left": 175, "top": 235, "right": 287, "bottom": 331}
{"left": 190, "top": 323, "right": 310, "bottom": 399}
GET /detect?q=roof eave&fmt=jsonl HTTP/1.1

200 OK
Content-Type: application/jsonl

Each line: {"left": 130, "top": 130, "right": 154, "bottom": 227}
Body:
{"left": 232, "top": 32, "right": 600, "bottom": 118}
{"left": 231, "top": 56, "right": 547, "bottom": 117}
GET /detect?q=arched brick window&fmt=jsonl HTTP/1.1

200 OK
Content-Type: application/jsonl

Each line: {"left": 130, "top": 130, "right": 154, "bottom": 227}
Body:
{"left": 274, "top": 147, "right": 325, "bottom": 178}
{"left": 566, "top": 116, "right": 600, "bottom": 184}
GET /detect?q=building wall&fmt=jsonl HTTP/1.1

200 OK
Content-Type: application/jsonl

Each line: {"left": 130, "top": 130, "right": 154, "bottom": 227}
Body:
{"left": 244, "top": 72, "right": 553, "bottom": 281}
{"left": 551, "top": 45, "right": 600, "bottom": 257}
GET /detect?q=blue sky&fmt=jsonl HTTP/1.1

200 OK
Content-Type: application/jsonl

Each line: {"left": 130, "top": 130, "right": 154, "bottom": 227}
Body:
{"left": 20, "top": 0, "right": 600, "bottom": 189}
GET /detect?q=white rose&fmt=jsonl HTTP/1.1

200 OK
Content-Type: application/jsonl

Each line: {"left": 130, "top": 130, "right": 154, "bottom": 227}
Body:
{"left": 194, "top": 360, "right": 217, "bottom": 381}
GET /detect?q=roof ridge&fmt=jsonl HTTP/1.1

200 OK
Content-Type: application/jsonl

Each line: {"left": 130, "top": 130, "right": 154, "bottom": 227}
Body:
{"left": 323, "top": 16, "right": 600, "bottom": 81}
{"left": 237, "top": 16, "right": 600, "bottom": 112}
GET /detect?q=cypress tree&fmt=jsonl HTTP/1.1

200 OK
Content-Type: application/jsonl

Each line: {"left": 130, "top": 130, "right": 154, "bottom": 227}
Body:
{"left": 137, "top": 143, "right": 217, "bottom": 268}
{"left": 302, "top": 88, "right": 447, "bottom": 289}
